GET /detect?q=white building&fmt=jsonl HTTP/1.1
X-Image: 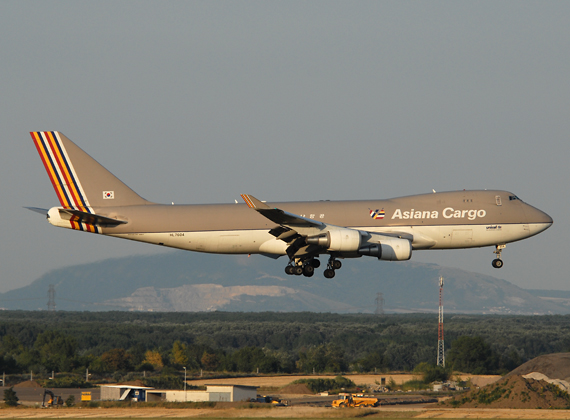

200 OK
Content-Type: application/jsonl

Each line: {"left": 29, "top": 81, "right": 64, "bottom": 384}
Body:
{"left": 100, "top": 385, "right": 153, "bottom": 401}
{"left": 146, "top": 384, "right": 257, "bottom": 403}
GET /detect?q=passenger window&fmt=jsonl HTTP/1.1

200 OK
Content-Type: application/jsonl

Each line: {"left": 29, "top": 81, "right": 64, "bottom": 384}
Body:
{"left": 495, "top": 196, "right": 502, "bottom": 206}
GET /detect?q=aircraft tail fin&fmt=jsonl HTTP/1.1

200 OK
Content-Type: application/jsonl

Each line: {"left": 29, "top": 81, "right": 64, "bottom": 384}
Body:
{"left": 31, "top": 131, "right": 151, "bottom": 209}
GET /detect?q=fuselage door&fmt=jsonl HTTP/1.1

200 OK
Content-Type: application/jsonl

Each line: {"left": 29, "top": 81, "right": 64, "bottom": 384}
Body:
{"left": 495, "top": 195, "right": 502, "bottom": 206}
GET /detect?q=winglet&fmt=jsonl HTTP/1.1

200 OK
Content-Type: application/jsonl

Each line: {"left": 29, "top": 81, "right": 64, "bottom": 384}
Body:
{"left": 241, "top": 194, "right": 324, "bottom": 228}
{"left": 240, "top": 194, "right": 270, "bottom": 209}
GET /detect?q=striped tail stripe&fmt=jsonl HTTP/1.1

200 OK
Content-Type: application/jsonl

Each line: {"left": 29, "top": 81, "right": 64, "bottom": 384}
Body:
{"left": 31, "top": 131, "right": 100, "bottom": 233}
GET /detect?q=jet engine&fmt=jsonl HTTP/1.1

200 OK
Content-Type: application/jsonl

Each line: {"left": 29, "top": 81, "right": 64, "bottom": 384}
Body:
{"left": 306, "top": 229, "right": 412, "bottom": 261}
{"left": 358, "top": 236, "right": 412, "bottom": 261}
{"left": 306, "top": 228, "right": 361, "bottom": 252}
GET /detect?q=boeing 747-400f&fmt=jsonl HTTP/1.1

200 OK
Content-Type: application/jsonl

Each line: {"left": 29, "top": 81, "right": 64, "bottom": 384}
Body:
{"left": 28, "top": 131, "right": 553, "bottom": 278}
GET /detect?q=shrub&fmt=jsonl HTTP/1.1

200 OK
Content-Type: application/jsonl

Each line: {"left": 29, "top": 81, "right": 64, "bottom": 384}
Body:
{"left": 143, "top": 375, "right": 183, "bottom": 390}
{"left": 292, "top": 375, "right": 356, "bottom": 393}
{"left": 401, "top": 379, "right": 430, "bottom": 391}
{"left": 65, "top": 395, "right": 75, "bottom": 407}
{"left": 3, "top": 387, "right": 18, "bottom": 406}
{"left": 413, "top": 362, "right": 450, "bottom": 383}
{"left": 40, "top": 375, "right": 92, "bottom": 388}
{"left": 386, "top": 378, "right": 397, "bottom": 391}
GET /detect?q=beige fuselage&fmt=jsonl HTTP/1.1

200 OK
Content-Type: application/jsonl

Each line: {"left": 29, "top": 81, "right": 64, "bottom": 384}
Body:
{"left": 49, "top": 190, "right": 552, "bottom": 258}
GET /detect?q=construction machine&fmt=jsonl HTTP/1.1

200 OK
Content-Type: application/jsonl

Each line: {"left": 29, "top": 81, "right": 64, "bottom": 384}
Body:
{"left": 332, "top": 393, "right": 378, "bottom": 408}
{"left": 42, "top": 389, "right": 63, "bottom": 407}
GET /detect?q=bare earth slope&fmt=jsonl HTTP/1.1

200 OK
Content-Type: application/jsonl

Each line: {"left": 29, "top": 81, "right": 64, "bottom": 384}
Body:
{"left": 506, "top": 353, "right": 570, "bottom": 382}
{"left": 444, "top": 374, "right": 570, "bottom": 409}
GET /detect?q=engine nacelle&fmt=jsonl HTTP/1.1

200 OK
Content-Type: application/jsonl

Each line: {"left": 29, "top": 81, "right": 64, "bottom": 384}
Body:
{"left": 306, "top": 228, "right": 362, "bottom": 252}
{"left": 358, "top": 237, "right": 412, "bottom": 261}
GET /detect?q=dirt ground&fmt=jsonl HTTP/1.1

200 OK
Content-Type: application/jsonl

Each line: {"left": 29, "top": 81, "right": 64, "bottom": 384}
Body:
{"left": 2, "top": 406, "right": 570, "bottom": 419}
{"left": 13, "top": 381, "right": 42, "bottom": 389}
{"left": 0, "top": 374, "right": 520, "bottom": 418}
{"left": 278, "top": 383, "right": 313, "bottom": 394}
{"left": 188, "top": 373, "right": 500, "bottom": 388}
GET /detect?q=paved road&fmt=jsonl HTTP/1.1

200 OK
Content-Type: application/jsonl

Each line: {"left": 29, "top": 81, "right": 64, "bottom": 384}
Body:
{"left": 278, "top": 394, "right": 439, "bottom": 407}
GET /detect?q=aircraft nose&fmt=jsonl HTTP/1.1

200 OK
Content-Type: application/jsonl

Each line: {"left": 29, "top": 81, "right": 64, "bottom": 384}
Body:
{"left": 533, "top": 208, "right": 553, "bottom": 225}
{"left": 542, "top": 211, "right": 553, "bottom": 225}
{"left": 526, "top": 205, "right": 553, "bottom": 235}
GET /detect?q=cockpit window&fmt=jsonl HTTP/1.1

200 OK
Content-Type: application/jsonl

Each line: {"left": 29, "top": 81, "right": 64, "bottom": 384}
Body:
{"left": 509, "top": 195, "right": 520, "bottom": 201}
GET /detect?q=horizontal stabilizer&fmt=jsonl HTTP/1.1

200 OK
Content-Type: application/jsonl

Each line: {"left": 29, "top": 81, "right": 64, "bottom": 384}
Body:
{"left": 24, "top": 207, "right": 49, "bottom": 215}
{"left": 58, "top": 208, "right": 127, "bottom": 227}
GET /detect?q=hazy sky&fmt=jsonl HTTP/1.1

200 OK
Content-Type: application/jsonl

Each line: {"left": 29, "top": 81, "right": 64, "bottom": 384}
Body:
{"left": 1, "top": 1, "right": 568, "bottom": 295}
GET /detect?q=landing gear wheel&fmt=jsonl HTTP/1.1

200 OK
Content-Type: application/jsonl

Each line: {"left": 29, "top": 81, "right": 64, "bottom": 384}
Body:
{"left": 492, "top": 244, "right": 506, "bottom": 269}
{"left": 332, "top": 260, "right": 342, "bottom": 270}
{"left": 293, "top": 266, "right": 303, "bottom": 276}
{"left": 310, "top": 259, "right": 321, "bottom": 269}
{"left": 492, "top": 259, "right": 504, "bottom": 269}
{"left": 285, "top": 266, "right": 294, "bottom": 275}
{"left": 303, "top": 264, "right": 315, "bottom": 276}
{"left": 324, "top": 268, "right": 336, "bottom": 279}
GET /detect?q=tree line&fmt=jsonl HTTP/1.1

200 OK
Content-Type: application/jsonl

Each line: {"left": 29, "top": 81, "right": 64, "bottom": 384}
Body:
{"left": 0, "top": 311, "right": 568, "bottom": 378}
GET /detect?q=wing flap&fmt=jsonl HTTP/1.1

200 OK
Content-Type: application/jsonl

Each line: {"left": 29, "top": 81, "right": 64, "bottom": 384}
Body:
{"left": 268, "top": 226, "right": 300, "bottom": 243}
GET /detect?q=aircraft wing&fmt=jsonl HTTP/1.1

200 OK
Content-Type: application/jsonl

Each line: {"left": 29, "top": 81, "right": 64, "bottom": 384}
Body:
{"left": 241, "top": 194, "right": 328, "bottom": 257}
{"left": 241, "top": 194, "right": 418, "bottom": 261}
{"left": 240, "top": 194, "right": 324, "bottom": 228}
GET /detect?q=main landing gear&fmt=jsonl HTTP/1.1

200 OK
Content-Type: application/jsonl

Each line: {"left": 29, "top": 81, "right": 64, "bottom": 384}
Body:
{"left": 324, "top": 256, "right": 342, "bottom": 279}
{"left": 285, "top": 257, "right": 343, "bottom": 278}
{"left": 492, "top": 244, "right": 506, "bottom": 269}
{"left": 285, "top": 258, "right": 321, "bottom": 277}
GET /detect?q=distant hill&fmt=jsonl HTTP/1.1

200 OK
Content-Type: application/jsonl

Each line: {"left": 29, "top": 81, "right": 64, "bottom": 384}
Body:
{"left": 0, "top": 251, "right": 567, "bottom": 314}
{"left": 526, "top": 289, "right": 570, "bottom": 311}
{"left": 527, "top": 290, "right": 570, "bottom": 298}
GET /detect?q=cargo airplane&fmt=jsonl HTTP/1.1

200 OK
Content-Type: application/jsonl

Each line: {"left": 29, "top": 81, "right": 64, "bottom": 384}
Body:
{"left": 28, "top": 131, "right": 553, "bottom": 278}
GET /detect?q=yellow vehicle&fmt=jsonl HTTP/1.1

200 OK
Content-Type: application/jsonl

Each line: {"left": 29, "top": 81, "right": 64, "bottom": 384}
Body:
{"left": 332, "top": 393, "right": 378, "bottom": 408}
{"left": 42, "top": 390, "right": 63, "bottom": 407}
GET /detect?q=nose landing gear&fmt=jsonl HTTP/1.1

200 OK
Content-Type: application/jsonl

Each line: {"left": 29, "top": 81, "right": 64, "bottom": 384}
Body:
{"left": 492, "top": 244, "right": 506, "bottom": 268}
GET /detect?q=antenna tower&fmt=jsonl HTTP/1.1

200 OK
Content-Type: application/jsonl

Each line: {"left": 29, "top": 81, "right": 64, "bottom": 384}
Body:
{"left": 47, "top": 284, "right": 56, "bottom": 312}
{"left": 375, "top": 292, "right": 384, "bottom": 315}
{"left": 437, "top": 276, "right": 445, "bottom": 367}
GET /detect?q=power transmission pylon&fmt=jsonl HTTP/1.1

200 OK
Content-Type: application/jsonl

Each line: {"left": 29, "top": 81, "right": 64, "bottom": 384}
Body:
{"left": 437, "top": 276, "right": 445, "bottom": 367}
{"left": 47, "top": 284, "right": 56, "bottom": 311}
{"left": 375, "top": 292, "right": 384, "bottom": 315}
